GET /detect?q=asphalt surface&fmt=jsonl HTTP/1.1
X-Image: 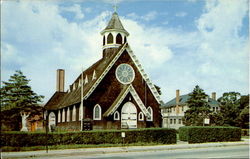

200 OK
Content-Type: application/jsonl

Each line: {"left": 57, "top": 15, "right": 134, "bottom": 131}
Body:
{"left": 2, "top": 139, "right": 249, "bottom": 159}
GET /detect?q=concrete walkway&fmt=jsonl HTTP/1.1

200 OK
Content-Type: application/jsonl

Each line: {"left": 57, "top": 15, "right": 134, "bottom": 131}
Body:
{"left": 2, "top": 139, "right": 249, "bottom": 159}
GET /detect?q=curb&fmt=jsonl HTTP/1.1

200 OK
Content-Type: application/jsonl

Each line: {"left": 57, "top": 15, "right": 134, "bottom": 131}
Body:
{"left": 2, "top": 141, "right": 249, "bottom": 158}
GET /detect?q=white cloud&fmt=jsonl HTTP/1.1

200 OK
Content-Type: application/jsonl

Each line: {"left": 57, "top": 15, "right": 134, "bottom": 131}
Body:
{"left": 126, "top": 11, "right": 157, "bottom": 21}
{"left": 60, "top": 4, "right": 84, "bottom": 19}
{"left": 1, "top": 0, "right": 249, "bottom": 104}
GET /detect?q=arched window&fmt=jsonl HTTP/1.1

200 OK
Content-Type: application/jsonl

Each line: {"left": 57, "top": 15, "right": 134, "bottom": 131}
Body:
{"left": 62, "top": 108, "right": 65, "bottom": 122}
{"left": 93, "top": 104, "right": 101, "bottom": 120}
{"left": 107, "top": 33, "right": 113, "bottom": 44}
{"left": 138, "top": 112, "right": 144, "bottom": 121}
{"left": 49, "top": 112, "right": 56, "bottom": 131}
{"left": 103, "top": 36, "right": 105, "bottom": 46}
{"left": 114, "top": 111, "right": 120, "bottom": 120}
{"left": 116, "top": 33, "right": 122, "bottom": 44}
{"left": 67, "top": 107, "right": 70, "bottom": 122}
{"left": 58, "top": 110, "right": 61, "bottom": 123}
{"left": 146, "top": 106, "right": 153, "bottom": 121}
{"left": 72, "top": 105, "right": 76, "bottom": 121}
{"left": 124, "top": 36, "right": 127, "bottom": 43}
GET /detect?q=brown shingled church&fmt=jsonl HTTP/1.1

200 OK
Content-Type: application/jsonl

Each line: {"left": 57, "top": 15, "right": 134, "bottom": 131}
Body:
{"left": 44, "top": 12, "right": 163, "bottom": 131}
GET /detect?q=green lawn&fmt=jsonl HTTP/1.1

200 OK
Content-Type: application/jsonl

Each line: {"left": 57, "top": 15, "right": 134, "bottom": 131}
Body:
{"left": 1, "top": 142, "right": 163, "bottom": 152}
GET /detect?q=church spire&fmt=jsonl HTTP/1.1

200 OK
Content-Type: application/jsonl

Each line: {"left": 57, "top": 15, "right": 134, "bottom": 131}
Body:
{"left": 101, "top": 12, "right": 129, "bottom": 52}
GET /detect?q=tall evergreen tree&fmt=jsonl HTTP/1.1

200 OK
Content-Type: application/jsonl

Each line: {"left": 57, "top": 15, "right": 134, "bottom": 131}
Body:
{"left": 217, "top": 92, "right": 241, "bottom": 127}
{"left": 1, "top": 70, "right": 44, "bottom": 130}
{"left": 183, "top": 85, "right": 211, "bottom": 126}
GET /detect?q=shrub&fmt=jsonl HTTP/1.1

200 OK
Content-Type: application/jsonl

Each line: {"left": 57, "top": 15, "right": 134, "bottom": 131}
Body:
{"left": 241, "top": 129, "right": 249, "bottom": 136}
{"left": 179, "top": 127, "right": 189, "bottom": 141}
{"left": 1, "top": 128, "right": 177, "bottom": 147}
{"left": 179, "top": 126, "right": 241, "bottom": 143}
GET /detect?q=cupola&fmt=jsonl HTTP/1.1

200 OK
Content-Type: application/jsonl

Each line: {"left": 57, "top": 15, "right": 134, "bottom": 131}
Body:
{"left": 101, "top": 12, "right": 129, "bottom": 54}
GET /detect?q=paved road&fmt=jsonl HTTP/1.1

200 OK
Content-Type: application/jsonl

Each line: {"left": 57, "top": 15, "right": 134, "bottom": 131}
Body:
{"left": 32, "top": 145, "right": 249, "bottom": 159}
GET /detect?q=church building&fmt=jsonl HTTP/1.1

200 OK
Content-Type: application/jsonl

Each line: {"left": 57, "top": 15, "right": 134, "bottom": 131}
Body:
{"left": 44, "top": 12, "right": 163, "bottom": 131}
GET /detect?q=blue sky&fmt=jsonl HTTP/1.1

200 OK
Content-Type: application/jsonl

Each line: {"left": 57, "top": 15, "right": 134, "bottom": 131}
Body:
{"left": 1, "top": 0, "right": 249, "bottom": 104}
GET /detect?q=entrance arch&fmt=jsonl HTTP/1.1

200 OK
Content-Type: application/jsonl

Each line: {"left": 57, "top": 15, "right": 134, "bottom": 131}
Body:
{"left": 121, "top": 102, "right": 137, "bottom": 129}
{"left": 48, "top": 112, "right": 56, "bottom": 131}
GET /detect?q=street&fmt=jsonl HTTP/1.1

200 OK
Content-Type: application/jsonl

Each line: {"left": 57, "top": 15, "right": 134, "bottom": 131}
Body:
{"left": 31, "top": 145, "right": 249, "bottom": 159}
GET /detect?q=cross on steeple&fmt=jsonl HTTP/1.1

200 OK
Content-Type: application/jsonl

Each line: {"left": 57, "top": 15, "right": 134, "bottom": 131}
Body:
{"left": 112, "top": 0, "right": 118, "bottom": 12}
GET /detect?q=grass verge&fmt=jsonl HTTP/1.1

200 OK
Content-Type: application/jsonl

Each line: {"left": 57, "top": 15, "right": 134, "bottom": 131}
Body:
{"left": 1, "top": 142, "right": 162, "bottom": 152}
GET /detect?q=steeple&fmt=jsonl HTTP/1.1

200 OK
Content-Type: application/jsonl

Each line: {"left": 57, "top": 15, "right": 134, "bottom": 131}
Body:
{"left": 101, "top": 12, "right": 129, "bottom": 53}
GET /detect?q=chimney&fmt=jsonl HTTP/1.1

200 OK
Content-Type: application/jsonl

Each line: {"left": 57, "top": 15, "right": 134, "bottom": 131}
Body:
{"left": 176, "top": 90, "right": 180, "bottom": 105}
{"left": 212, "top": 92, "right": 216, "bottom": 100}
{"left": 56, "top": 69, "right": 65, "bottom": 92}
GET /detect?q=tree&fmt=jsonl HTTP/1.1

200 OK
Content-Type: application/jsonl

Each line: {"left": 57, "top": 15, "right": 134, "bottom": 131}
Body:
{"left": 0, "top": 70, "right": 44, "bottom": 131}
{"left": 237, "top": 95, "right": 249, "bottom": 128}
{"left": 183, "top": 85, "right": 211, "bottom": 126}
{"left": 217, "top": 92, "right": 241, "bottom": 127}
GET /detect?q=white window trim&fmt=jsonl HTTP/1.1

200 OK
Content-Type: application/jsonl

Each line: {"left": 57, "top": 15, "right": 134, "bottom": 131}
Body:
{"left": 62, "top": 108, "right": 65, "bottom": 122}
{"left": 58, "top": 110, "right": 61, "bottom": 123}
{"left": 72, "top": 105, "right": 76, "bottom": 121}
{"left": 67, "top": 107, "right": 70, "bottom": 122}
{"left": 93, "top": 104, "right": 102, "bottom": 120}
{"left": 146, "top": 106, "right": 153, "bottom": 121}
{"left": 138, "top": 112, "right": 144, "bottom": 121}
{"left": 114, "top": 111, "right": 120, "bottom": 120}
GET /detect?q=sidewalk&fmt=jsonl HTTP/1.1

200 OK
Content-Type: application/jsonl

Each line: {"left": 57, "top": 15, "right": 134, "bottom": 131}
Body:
{"left": 2, "top": 139, "right": 249, "bottom": 159}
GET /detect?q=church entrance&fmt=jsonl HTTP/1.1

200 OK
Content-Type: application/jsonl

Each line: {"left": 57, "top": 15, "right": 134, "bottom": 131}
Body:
{"left": 121, "top": 102, "right": 137, "bottom": 129}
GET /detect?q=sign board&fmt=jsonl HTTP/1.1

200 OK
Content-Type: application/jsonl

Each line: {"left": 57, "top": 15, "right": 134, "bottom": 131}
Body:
{"left": 121, "top": 132, "right": 125, "bottom": 138}
{"left": 204, "top": 118, "right": 210, "bottom": 124}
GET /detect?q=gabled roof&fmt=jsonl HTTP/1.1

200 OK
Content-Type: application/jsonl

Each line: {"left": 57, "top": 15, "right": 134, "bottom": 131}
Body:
{"left": 101, "top": 12, "right": 129, "bottom": 35}
{"left": 162, "top": 94, "right": 220, "bottom": 108}
{"left": 44, "top": 92, "right": 67, "bottom": 110}
{"left": 45, "top": 42, "right": 163, "bottom": 110}
{"left": 103, "top": 84, "right": 150, "bottom": 117}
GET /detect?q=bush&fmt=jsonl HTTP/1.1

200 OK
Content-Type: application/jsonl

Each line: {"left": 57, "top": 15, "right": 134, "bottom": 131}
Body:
{"left": 179, "top": 127, "right": 189, "bottom": 141}
{"left": 179, "top": 126, "right": 241, "bottom": 143}
{"left": 241, "top": 129, "right": 249, "bottom": 136}
{"left": 1, "top": 128, "right": 177, "bottom": 147}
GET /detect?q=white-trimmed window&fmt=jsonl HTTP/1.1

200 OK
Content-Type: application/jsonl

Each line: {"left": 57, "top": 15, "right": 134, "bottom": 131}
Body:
{"left": 114, "top": 111, "right": 120, "bottom": 120}
{"left": 146, "top": 106, "right": 153, "bottom": 121}
{"left": 138, "top": 112, "right": 144, "bottom": 121}
{"left": 67, "top": 107, "right": 70, "bottom": 122}
{"left": 93, "top": 104, "right": 102, "bottom": 120}
{"left": 62, "top": 108, "right": 65, "bottom": 122}
{"left": 58, "top": 110, "right": 61, "bottom": 123}
{"left": 72, "top": 105, "right": 76, "bottom": 121}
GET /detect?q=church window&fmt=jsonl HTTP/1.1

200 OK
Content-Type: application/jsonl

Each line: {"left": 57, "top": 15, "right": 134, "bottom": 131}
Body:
{"left": 93, "top": 104, "right": 101, "bottom": 120}
{"left": 107, "top": 33, "right": 113, "bottom": 44}
{"left": 116, "top": 33, "right": 122, "bottom": 44}
{"left": 58, "top": 110, "right": 61, "bottom": 123}
{"left": 174, "top": 119, "right": 176, "bottom": 124}
{"left": 170, "top": 119, "right": 173, "bottom": 124}
{"left": 146, "top": 106, "right": 153, "bottom": 121}
{"left": 124, "top": 36, "right": 127, "bottom": 43}
{"left": 62, "top": 108, "right": 65, "bottom": 122}
{"left": 103, "top": 36, "right": 105, "bottom": 46}
{"left": 138, "top": 112, "right": 144, "bottom": 121}
{"left": 67, "top": 107, "right": 70, "bottom": 122}
{"left": 114, "top": 111, "right": 120, "bottom": 120}
{"left": 115, "top": 64, "right": 135, "bottom": 84}
{"left": 72, "top": 105, "right": 76, "bottom": 121}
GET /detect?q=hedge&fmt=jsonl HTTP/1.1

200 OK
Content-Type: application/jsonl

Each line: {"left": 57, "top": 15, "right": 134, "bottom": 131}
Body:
{"left": 179, "top": 126, "right": 241, "bottom": 143}
{"left": 241, "top": 129, "right": 249, "bottom": 136}
{"left": 1, "top": 128, "right": 177, "bottom": 147}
